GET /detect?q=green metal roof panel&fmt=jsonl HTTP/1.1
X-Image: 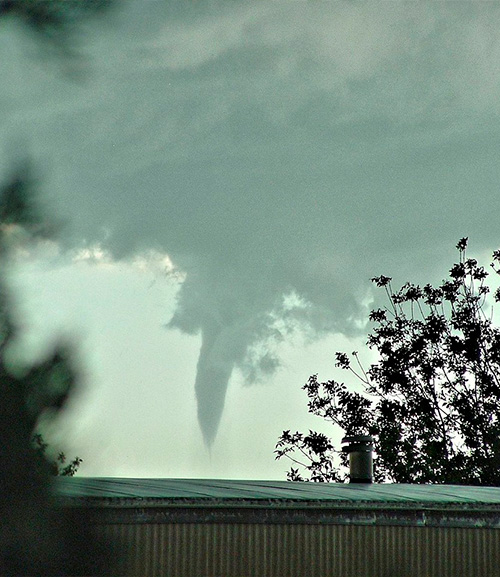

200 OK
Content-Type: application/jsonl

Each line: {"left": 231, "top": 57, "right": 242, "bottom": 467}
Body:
{"left": 52, "top": 477, "right": 500, "bottom": 505}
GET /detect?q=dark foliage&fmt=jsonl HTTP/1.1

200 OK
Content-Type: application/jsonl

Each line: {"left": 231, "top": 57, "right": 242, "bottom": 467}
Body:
{"left": 0, "top": 0, "right": 115, "bottom": 73}
{"left": 276, "top": 239, "right": 500, "bottom": 485}
{"left": 0, "top": 168, "right": 115, "bottom": 576}
{"left": 0, "top": 3, "right": 120, "bottom": 573}
{"left": 32, "top": 432, "right": 82, "bottom": 476}
{"left": 0, "top": 0, "right": 113, "bottom": 37}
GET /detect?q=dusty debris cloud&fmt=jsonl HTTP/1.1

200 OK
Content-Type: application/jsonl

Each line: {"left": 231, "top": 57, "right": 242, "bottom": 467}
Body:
{"left": 3, "top": 1, "right": 500, "bottom": 444}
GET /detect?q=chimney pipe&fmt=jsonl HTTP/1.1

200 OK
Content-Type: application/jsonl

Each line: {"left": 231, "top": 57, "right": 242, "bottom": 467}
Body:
{"left": 342, "top": 435, "right": 373, "bottom": 484}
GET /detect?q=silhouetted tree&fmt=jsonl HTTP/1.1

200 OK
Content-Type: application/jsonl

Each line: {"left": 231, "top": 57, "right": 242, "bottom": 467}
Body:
{"left": 276, "top": 239, "right": 500, "bottom": 485}
{"left": 0, "top": 167, "right": 115, "bottom": 576}
{"left": 0, "top": 3, "right": 117, "bottom": 573}
{"left": 32, "top": 432, "right": 82, "bottom": 476}
{"left": 0, "top": 0, "right": 113, "bottom": 40}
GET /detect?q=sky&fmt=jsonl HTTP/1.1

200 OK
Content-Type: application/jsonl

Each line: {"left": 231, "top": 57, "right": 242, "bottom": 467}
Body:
{"left": 2, "top": 0, "right": 500, "bottom": 479}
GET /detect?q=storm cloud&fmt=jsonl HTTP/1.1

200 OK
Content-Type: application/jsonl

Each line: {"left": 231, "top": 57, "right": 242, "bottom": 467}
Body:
{"left": 3, "top": 1, "right": 500, "bottom": 444}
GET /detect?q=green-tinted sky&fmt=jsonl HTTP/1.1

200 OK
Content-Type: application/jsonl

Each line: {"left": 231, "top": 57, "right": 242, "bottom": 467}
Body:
{"left": 2, "top": 0, "right": 500, "bottom": 477}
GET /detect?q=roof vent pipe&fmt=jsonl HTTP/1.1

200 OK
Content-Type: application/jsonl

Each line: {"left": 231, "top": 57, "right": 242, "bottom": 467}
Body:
{"left": 342, "top": 435, "right": 374, "bottom": 484}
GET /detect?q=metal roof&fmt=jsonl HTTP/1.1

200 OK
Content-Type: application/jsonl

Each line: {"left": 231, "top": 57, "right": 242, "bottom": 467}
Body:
{"left": 53, "top": 477, "right": 500, "bottom": 505}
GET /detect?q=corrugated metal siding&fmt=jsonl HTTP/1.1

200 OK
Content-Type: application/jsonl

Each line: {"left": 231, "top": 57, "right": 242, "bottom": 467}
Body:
{"left": 99, "top": 522, "right": 500, "bottom": 577}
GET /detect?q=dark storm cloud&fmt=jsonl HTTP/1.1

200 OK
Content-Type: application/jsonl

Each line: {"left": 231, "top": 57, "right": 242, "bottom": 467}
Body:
{"left": 3, "top": 1, "right": 500, "bottom": 443}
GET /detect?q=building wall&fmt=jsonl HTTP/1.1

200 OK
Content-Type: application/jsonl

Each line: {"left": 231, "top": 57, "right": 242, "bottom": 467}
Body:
{"left": 99, "top": 521, "right": 500, "bottom": 577}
